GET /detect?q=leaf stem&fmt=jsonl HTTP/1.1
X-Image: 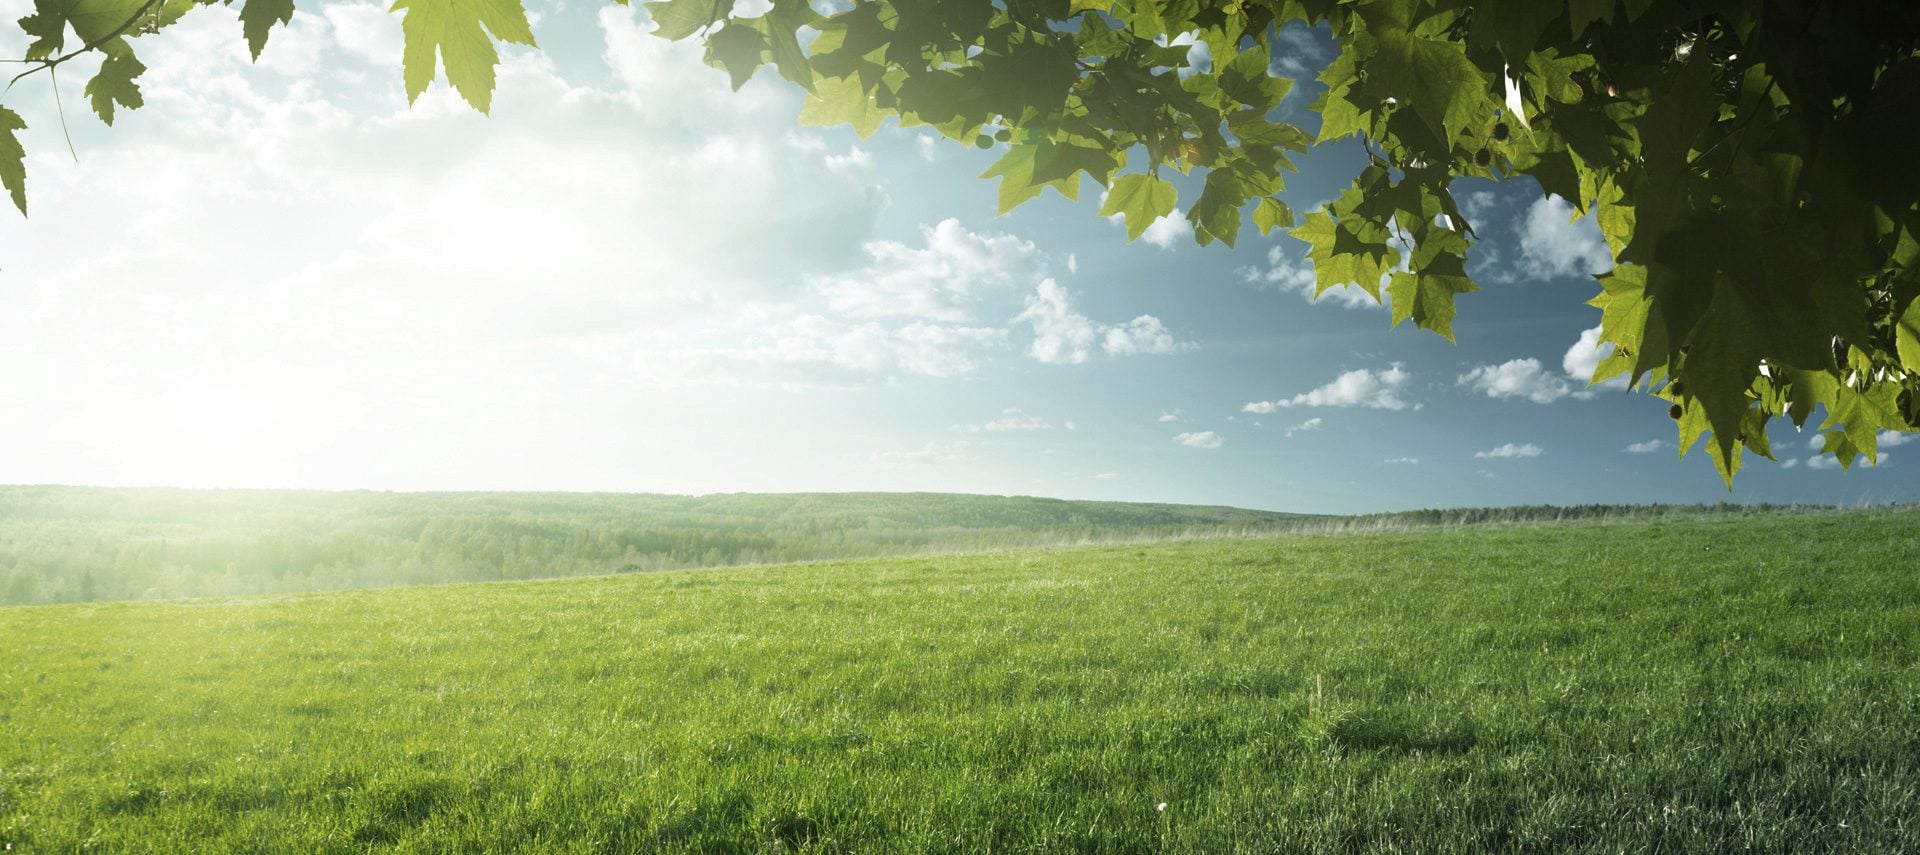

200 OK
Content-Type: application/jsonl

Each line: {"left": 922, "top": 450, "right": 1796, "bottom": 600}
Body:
{"left": 3, "top": 0, "right": 162, "bottom": 101}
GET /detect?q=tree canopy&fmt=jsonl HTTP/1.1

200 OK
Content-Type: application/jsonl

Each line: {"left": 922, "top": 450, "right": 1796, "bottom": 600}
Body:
{"left": 5, "top": 0, "right": 1919, "bottom": 483}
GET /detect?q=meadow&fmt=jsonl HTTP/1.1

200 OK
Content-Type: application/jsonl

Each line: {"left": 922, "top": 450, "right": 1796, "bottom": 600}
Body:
{"left": 3, "top": 507, "right": 1918, "bottom": 851}
{"left": 0, "top": 486, "right": 1318, "bottom": 605}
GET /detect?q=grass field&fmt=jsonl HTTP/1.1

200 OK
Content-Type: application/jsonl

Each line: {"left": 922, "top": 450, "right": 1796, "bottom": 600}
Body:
{"left": 3, "top": 508, "right": 1918, "bottom": 851}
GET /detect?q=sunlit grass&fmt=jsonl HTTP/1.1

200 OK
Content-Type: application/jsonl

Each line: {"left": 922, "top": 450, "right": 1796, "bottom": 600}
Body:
{"left": 3, "top": 509, "right": 1917, "bottom": 850}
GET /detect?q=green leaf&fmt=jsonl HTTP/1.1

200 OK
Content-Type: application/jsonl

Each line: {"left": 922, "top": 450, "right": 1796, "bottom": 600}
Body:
{"left": 704, "top": 20, "right": 765, "bottom": 90}
{"left": 18, "top": 0, "right": 69, "bottom": 61}
{"left": 644, "top": 0, "right": 730, "bottom": 40}
{"left": 1292, "top": 208, "right": 1396, "bottom": 299}
{"left": 1682, "top": 279, "right": 1765, "bottom": 482}
{"left": 798, "top": 73, "right": 884, "bottom": 137}
{"left": 1566, "top": 0, "right": 1613, "bottom": 37}
{"left": 391, "top": 0, "right": 537, "bottom": 113}
{"left": 1253, "top": 196, "right": 1293, "bottom": 235}
{"left": 1364, "top": 11, "right": 1489, "bottom": 143}
{"left": 1820, "top": 383, "right": 1902, "bottom": 467}
{"left": 761, "top": 0, "right": 815, "bottom": 92}
{"left": 1219, "top": 44, "right": 1288, "bottom": 112}
{"left": 1189, "top": 168, "right": 1244, "bottom": 248}
{"left": 1897, "top": 296, "right": 1920, "bottom": 374}
{"left": 0, "top": 106, "right": 26, "bottom": 216}
{"left": 62, "top": 0, "right": 152, "bottom": 46}
{"left": 1473, "top": 0, "right": 1561, "bottom": 63}
{"left": 1387, "top": 242, "right": 1477, "bottom": 341}
{"left": 240, "top": 0, "right": 295, "bottom": 61}
{"left": 84, "top": 38, "right": 145, "bottom": 126}
{"left": 1099, "top": 173, "right": 1177, "bottom": 242}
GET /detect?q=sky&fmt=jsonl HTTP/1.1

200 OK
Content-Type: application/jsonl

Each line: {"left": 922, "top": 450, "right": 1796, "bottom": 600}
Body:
{"left": 1, "top": 1, "right": 1915, "bottom": 514}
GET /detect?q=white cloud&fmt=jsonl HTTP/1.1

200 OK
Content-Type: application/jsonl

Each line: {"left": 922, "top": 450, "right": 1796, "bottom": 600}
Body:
{"left": 955, "top": 409, "right": 1054, "bottom": 432}
{"left": 1094, "top": 472, "right": 1120, "bottom": 480}
{"left": 1269, "top": 21, "right": 1334, "bottom": 78}
{"left": 1781, "top": 458, "right": 1800, "bottom": 469}
{"left": 1102, "top": 315, "right": 1184, "bottom": 356}
{"left": 1879, "top": 430, "right": 1917, "bottom": 448}
{"left": 1475, "top": 443, "right": 1544, "bottom": 460}
{"left": 1141, "top": 209, "right": 1195, "bottom": 248}
{"left": 1284, "top": 417, "right": 1323, "bottom": 437}
{"left": 1463, "top": 326, "right": 1630, "bottom": 404}
{"left": 1458, "top": 189, "right": 1499, "bottom": 229}
{"left": 1516, "top": 195, "right": 1613, "bottom": 280}
{"left": 1457, "top": 358, "right": 1578, "bottom": 404}
{"left": 1623, "top": 439, "right": 1670, "bottom": 454}
{"left": 322, "top": 1, "right": 403, "bottom": 66}
{"left": 1808, "top": 434, "right": 1828, "bottom": 452}
{"left": 1157, "top": 409, "right": 1182, "bottom": 423}
{"left": 1173, "top": 431, "right": 1223, "bottom": 449}
{"left": 1236, "top": 244, "right": 1385, "bottom": 311}
{"left": 1244, "top": 364, "right": 1414, "bottom": 411}
{"left": 823, "top": 146, "right": 874, "bottom": 172}
{"left": 1563, "top": 325, "right": 1631, "bottom": 392}
{"left": 1014, "top": 280, "right": 1192, "bottom": 364}
{"left": 631, "top": 313, "right": 1007, "bottom": 386}
{"left": 1016, "top": 280, "right": 1100, "bottom": 364}
{"left": 1383, "top": 457, "right": 1420, "bottom": 465}
{"left": 808, "top": 219, "right": 1045, "bottom": 322}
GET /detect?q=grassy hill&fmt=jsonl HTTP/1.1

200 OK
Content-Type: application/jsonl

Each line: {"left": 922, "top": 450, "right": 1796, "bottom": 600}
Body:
{"left": 0, "top": 486, "right": 1320, "bottom": 605}
{"left": 3, "top": 507, "right": 1917, "bottom": 850}
{"left": 0, "top": 485, "right": 1823, "bottom": 606}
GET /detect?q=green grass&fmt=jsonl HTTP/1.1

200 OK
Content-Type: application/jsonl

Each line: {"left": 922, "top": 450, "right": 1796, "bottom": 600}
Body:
{"left": 3, "top": 509, "right": 1918, "bottom": 851}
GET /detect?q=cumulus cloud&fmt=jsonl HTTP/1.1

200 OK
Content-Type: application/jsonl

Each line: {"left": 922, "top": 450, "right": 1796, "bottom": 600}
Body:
{"left": 1463, "top": 326, "right": 1630, "bottom": 404}
{"left": 1806, "top": 455, "right": 1842, "bottom": 470}
{"left": 632, "top": 313, "right": 1007, "bottom": 387}
{"left": 1624, "top": 439, "right": 1670, "bottom": 454}
{"left": 1236, "top": 244, "right": 1386, "bottom": 310}
{"left": 1014, "top": 280, "right": 1192, "bottom": 364}
{"left": 1157, "top": 409, "right": 1182, "bottom": 423}
{"left": 1142, "top": 209, "right": 1195, "bottom": 248}
{"left": 823, "top": 146, "right": 874, "bottom": 172}
{"left": 955, "top": 409, "right": 1054, "bottom": 432}
{"left": 1780, "top": 458, "right": 1801, "bottom": 469}
{"left": 1879, "top": 430, "right": 1917, "bottom": 448}
{"left": 809, "top": 219, "right": 1045, "bottom": 322}
{"left": 1269, "top": 21, "right": 1335, "bottom": 78}
{"left": 1173, "top": 431, "right": 1224, "bottom": 449}
{"left": 1515, "top": 195, "right": 1613, "bottom": 280}
{"left": 1458, "top": 189, "right": 1500, "bottom": 229}
{"left": 1244, "top": 364, "right": 1414, "bottom": 412}
{"left": 1457, "top": 358, "right": 1579, "bottom": 404}
{"left": 1563, "top": 326, "right": 1631, "bottom": 392}
{"left": 1383, "top": 457, "right": 1420, "bottom": 465}
{"left": 1475, "top": 443, "right": 1544, "bottom": 460}
{"left": 1102, "top": 315, "right": 1183, "bottom": 356}
{"left": 1285, "top": 417, "right": 1324, "bottom": 437}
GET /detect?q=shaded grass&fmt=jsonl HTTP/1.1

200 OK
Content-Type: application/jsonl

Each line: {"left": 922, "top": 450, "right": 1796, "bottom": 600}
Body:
{"left": 2, "top": 509, "right": 1918, "bottom": 851}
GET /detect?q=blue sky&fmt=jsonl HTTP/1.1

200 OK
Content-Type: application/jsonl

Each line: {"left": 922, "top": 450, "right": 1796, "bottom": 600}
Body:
{"left": 0, "top": 1, "right": 1914, "bottom": 514}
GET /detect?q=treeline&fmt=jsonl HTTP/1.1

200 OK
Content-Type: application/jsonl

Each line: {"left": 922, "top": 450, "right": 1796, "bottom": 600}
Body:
{"left": 0, "top": 487, "right": 1316, "bottom": 604}
{"left": 1328, "top": 502, "right": 1838, "bottom": 530}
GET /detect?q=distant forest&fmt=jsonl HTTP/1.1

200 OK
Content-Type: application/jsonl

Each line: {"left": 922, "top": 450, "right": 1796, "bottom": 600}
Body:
{"left": 0, "top": 486, "right": 1835, "bottom": 605}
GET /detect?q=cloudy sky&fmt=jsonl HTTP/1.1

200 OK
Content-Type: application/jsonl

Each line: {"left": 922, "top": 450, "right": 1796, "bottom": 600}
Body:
{"left": 1, "top": 1, "right": 1913, "bottom": 514}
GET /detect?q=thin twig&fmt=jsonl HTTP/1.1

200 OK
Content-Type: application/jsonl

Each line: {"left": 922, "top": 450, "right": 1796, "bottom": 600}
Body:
{"left": 48, "top": 65, "right": 77, "bottom": 162}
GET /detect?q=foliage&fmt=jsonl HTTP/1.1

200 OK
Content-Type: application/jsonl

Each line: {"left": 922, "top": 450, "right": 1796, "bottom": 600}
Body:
{"left": 4, "top": 508, "right": 1920, "bottom": 849}
{"left": 4, "top": 1, "right": 1919, "bottom": 479}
